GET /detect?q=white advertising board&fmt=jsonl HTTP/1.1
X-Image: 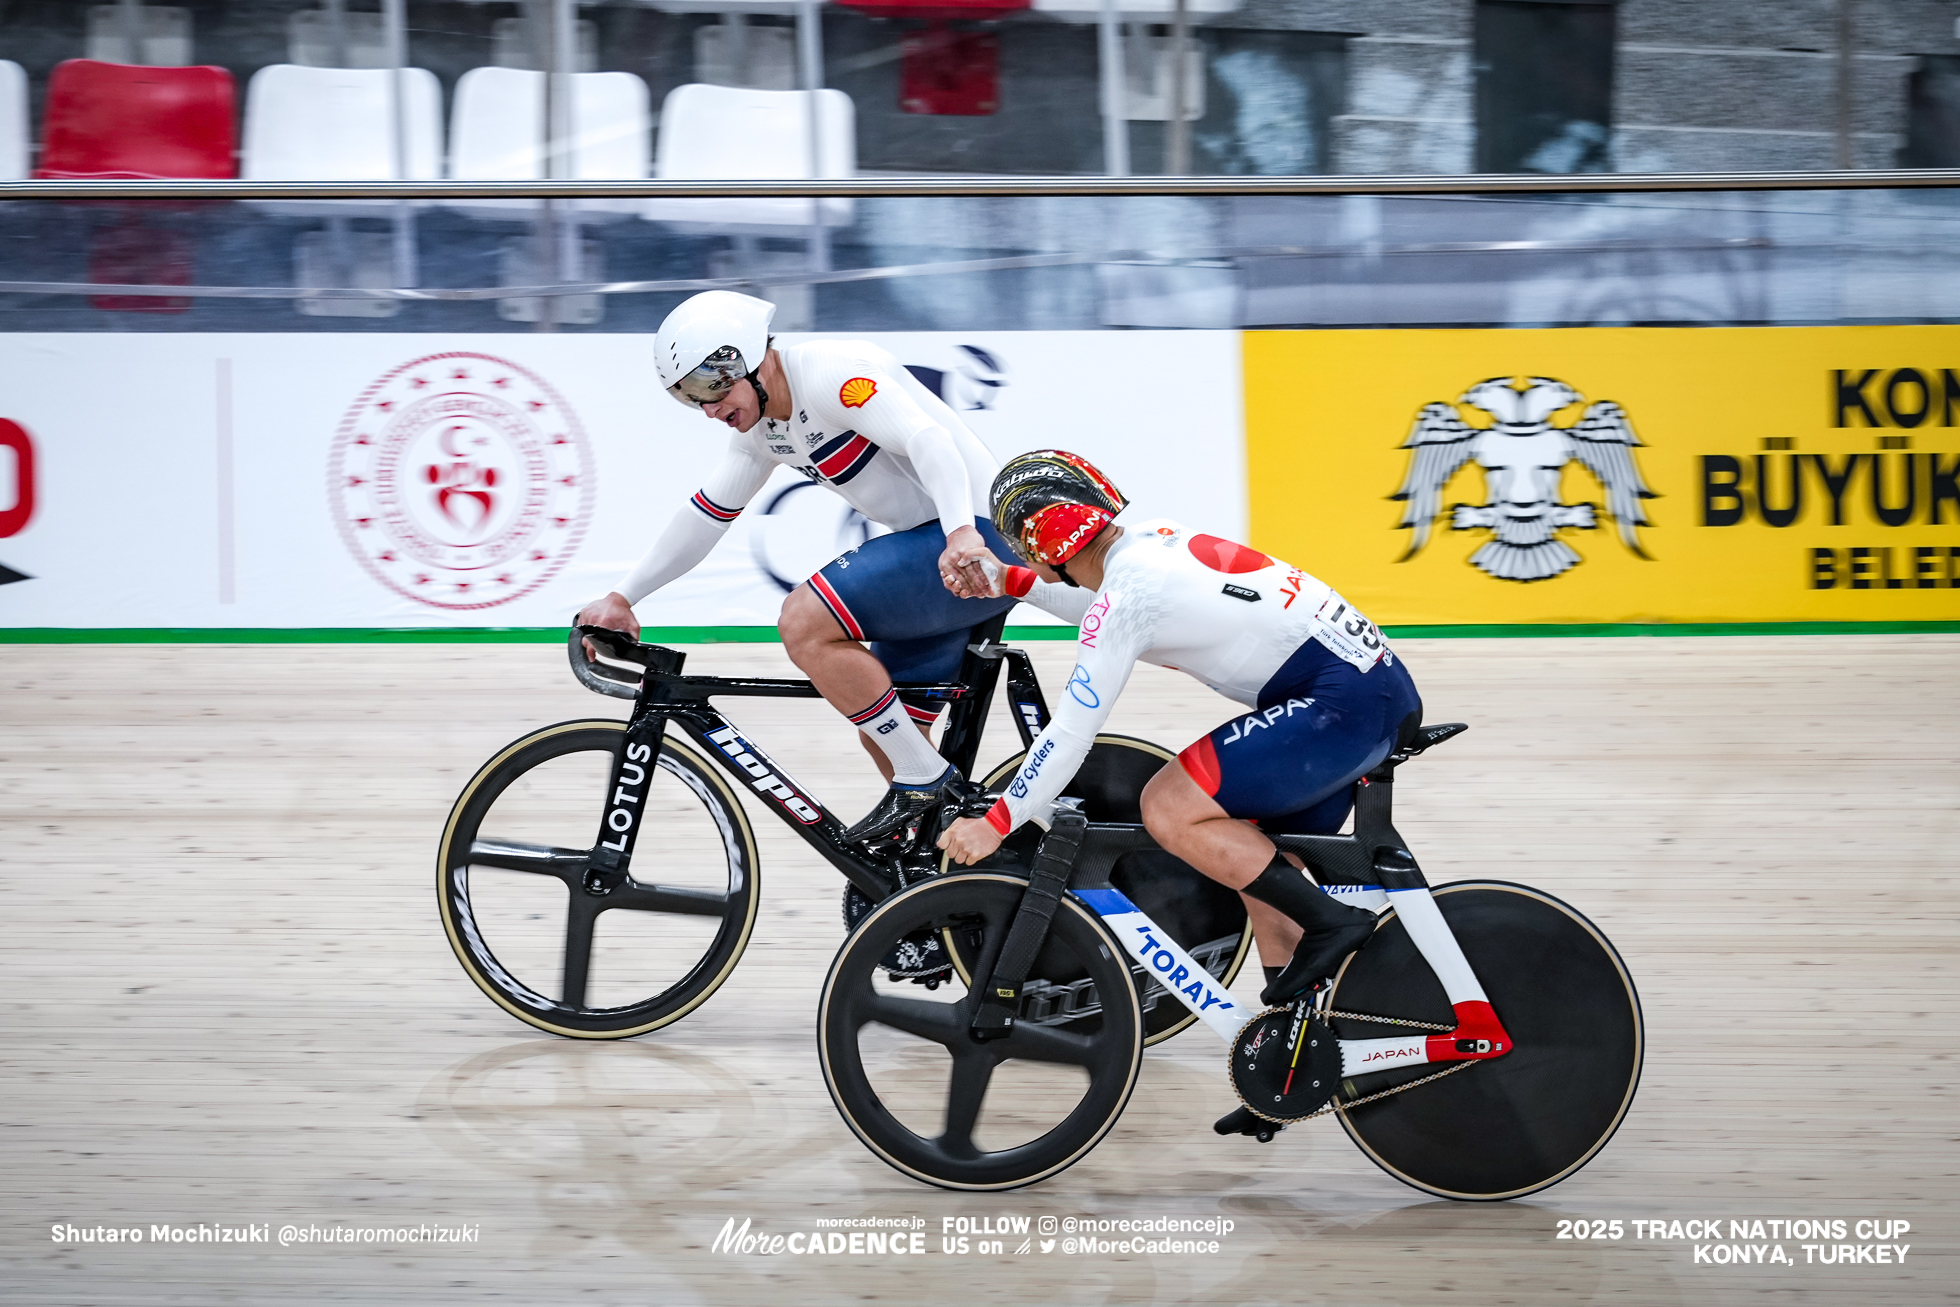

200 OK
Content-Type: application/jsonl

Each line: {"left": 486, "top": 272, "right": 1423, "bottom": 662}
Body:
{"left": 0, "top": 331, "right": 1244, "bottom": 630}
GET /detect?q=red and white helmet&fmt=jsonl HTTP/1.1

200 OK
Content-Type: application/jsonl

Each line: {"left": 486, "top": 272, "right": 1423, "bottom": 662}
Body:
{"left": 989, "top": 450, "right": 1128, "bottom": 567}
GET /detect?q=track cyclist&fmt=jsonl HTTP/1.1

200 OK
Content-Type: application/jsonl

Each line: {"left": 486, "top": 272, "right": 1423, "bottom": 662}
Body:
{"left": 941, "top": 450, "right": 1423, "bottom": 1014}
{"left": 575, "top": 291, "right": 1014, "bottom": 843}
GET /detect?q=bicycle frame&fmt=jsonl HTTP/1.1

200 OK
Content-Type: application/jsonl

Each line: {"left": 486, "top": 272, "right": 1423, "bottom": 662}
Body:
{"left": 572, "top": 620, "right": 1053, "bottom": 905}
{"left": 1042, "top": 756, "right": 1514, "bottom": 1079}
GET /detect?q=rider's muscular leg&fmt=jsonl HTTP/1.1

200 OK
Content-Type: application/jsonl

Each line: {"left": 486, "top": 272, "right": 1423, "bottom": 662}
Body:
{"left": 1141, "top": 762, "right": 1299, "bottom": 965}
{"left": 780, "top": 585, "right": 948, "bottom": 784}
{"left": 1142, "top": 761, "right": 1375, "bottom": 1001}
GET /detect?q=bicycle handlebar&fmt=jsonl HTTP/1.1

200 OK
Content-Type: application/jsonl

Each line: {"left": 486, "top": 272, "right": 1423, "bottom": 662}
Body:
{"left": 567, "top": 626, "right": 643, "bottom": 701}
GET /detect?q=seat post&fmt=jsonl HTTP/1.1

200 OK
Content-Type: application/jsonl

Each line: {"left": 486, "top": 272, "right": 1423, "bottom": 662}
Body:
{"left": 1352, "top": 768, "right": 1397, "bottom": 844}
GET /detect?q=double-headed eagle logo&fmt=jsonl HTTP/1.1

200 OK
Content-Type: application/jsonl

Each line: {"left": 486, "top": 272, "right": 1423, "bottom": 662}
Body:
{"left": 1391, "top": 376, "right": 1658, "bottom": 582}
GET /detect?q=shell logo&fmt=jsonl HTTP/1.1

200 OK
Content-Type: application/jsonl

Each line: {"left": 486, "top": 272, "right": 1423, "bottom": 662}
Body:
{"left": 839, "top": 377, "right": 878, "bottom": 409}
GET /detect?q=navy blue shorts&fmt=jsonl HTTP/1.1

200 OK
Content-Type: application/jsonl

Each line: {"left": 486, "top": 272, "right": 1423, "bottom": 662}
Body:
{"left": 805, "top": 518, "right": 1018, "bottom": 721}
{"left": 1176, "top": 639, "right": 1422, "bottom": 835}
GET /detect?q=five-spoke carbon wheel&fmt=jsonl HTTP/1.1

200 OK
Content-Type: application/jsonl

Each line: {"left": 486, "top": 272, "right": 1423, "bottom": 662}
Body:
{"left": 438, "top": 719, "right": 761, "bottom": 1038}
{"left": 819, "top": 873, "right": 1144, "bottom": 1191}
{"left": 1328, "top": 881, "right": 1644, "bottom": 1201}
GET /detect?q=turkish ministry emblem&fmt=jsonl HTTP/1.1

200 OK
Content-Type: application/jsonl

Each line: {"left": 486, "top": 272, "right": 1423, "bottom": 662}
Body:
{"left": 331, "top": 352, "right": 594, "bottom": 610}
{"left": 1391, "top": 376, "right": 1657, "bottom": 582}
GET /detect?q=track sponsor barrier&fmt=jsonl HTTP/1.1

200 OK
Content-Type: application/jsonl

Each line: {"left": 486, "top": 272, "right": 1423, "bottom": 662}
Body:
{"left": 0, "top": 331, "right": 1242, "bottom": 633}
{"left": 9, "top": 324, "right": 1960, "bottom": 634}
{"left": 1245, "top": 326, "right": 1960, "bottom": 628}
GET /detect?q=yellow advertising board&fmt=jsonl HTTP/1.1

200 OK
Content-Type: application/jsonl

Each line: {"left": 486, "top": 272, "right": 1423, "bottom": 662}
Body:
{"left": 1244, "top": 326, "right": 1960, "bottom": 627}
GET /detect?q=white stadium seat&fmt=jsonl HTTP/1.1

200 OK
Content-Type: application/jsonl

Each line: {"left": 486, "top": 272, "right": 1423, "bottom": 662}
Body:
{"left": 447, "top": 65, "right": 651, "bottom": 217}
{"left": 242, "top": 64, "right": 443, "bottom": 182}
{"left": 241, "top": 65, "right": 443, "bottom": 317}
{"left": 643, "top": 83, "right": 855, "bottom": 230}
{"left": 0, "top": 61, "right": 26, "bottom": 180}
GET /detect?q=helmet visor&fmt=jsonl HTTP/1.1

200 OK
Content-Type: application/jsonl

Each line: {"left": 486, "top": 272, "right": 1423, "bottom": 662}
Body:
{"left": 667, "top": 346, "right": 750, "bottom": 408}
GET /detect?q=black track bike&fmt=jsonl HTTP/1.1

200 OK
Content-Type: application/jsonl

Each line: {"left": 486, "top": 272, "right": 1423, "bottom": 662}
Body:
{"left": 436, "top": 619, "right": 1252, "bottom": 1040}
{"left": 818, "top": 724, "right": 1644, "bottom": 1197}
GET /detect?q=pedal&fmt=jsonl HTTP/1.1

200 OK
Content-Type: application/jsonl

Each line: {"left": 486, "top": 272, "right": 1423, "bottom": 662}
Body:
{"left": 1212, "top": 1105, "right": 1283, "bottom": 1144}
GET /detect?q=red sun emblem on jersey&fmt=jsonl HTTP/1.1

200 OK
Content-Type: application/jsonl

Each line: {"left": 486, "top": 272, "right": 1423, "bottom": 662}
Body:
{"left": 329, "top": 352, "right": 594, "bottom": 611}
{"left": 1188, "top": 534, "right": 1272, "bottom": 574}
{"left": 839, "top": 377, "right": 877, "bottom": 408}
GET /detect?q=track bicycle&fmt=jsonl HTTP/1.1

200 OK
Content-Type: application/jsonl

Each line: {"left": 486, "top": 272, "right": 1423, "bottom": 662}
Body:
{"left": 436, "top": 621, "right": 1252, "bottom": 1040}
{"left": 818, "top": 723, "right": 1644, "bottom": 1197}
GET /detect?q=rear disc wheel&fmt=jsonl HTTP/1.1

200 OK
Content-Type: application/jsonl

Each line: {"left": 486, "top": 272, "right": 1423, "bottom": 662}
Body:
{"left": 1327, "top": 881, "right": 1643, "bottom": 1200}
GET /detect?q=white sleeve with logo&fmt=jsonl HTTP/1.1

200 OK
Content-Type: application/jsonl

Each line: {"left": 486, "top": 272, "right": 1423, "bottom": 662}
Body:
{"left": 612, "top": 433, "right": 775, "bottom": 605}
{"left": 808, "top": 354, "right": 976, "bottom": 534}
{"left": 1000, "top": 564, "right": 1097, "bottom": 626}
{"left": 989, "top": 578, "right": 1160, "bottom": 834}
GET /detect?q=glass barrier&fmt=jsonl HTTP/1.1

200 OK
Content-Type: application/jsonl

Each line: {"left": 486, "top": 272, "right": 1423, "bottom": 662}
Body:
{"left": 3, "top": 185, "right": 1960, "bottom": 332}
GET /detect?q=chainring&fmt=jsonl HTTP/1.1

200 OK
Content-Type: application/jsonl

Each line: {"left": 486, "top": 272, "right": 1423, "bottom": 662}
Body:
{"left": 842, "top": 883, "right": 953, "bottom": 983}
{"left": 1229, "top": 1005, "right": 1342, "bottom": 1124}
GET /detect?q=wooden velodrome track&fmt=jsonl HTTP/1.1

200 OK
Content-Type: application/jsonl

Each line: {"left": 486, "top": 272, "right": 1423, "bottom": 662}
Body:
{"left": 3, "top": 634, "right": 1955, "bottom": 1305}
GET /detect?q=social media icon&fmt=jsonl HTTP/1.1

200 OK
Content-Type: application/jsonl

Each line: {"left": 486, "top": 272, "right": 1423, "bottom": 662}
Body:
{"left": 1039, "top": 1239, "right": 1055, "bottom": 1253}
{"left": 1038, "top": 1215, "right": 1058, "bottom": 1235}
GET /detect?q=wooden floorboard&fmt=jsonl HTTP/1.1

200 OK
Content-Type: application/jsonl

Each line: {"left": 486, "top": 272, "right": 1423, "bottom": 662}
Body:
{"left": 1, "top": 636, "right": 1954, "bottom": 1304}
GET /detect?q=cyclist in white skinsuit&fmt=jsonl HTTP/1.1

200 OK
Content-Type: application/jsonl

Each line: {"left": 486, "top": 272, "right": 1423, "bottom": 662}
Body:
{"left": 941, "top": 451, "right": 1423, "bottom": 1011}
{"left": 577, "top": 291, "right": 1017, "bottom": 843}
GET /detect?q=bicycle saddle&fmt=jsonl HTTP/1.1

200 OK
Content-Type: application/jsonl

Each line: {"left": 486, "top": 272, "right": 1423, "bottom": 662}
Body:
{"left": 1392, "top": 721, "right": 1468, "bottom": 763}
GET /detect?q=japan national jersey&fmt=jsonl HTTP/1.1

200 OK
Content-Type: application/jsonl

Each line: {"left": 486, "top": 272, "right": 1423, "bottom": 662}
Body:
{"left": 1000, "top": 520, "right": 1395, "bottom": 830}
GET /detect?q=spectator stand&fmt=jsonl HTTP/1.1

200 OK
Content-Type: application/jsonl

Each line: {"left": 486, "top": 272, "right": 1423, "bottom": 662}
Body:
{"left": 645, "top": 82, "right": 854, "bottom": 330}
{"left": 447, "top": 65, "right": 654, "bottom": 326}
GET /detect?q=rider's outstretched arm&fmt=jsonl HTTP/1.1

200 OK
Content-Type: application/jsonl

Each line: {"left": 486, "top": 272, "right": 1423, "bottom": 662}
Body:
{"left": 811, "top": 355, "right": 978, "bottom": 534}
{"left": 984, "top": 593, "right": 1151, "bottom": 835}
{"left": 613, "top": 439, "right": 775, "bottom": 604}
{"left": 999, "top": 565, "right": 1097, "bottom": 625}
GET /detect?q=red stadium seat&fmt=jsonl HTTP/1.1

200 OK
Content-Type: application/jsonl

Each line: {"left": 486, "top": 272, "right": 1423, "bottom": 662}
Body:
{"left": 36, "top": 59, "right": 237, "bottom": 179}
{"left": 830, "top": 0, "right": 1029, "bottom": 116}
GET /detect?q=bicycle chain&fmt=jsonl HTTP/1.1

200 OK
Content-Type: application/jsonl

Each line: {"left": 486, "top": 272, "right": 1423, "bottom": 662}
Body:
{"left": 1296, "top": 1006, "right": 1470, "bottom": 1122}
{"left": 1320, "top": 1008, "right": 1453, "bottom": 1032}
{"left": 1307, "top": 1059, "right": 1475, "bottom": 1120}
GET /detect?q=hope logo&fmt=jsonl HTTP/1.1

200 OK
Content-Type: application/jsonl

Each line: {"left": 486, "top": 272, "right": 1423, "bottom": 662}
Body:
{"left": 1392, "top": 376, "right": 1657, "bottom": 583}
{"left": 330, "top": 353, "right": 594, "bottom": 611}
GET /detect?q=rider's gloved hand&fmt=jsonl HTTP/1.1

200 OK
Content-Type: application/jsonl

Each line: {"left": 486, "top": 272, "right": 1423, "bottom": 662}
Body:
{"left": 574, "top": 592, "right": 640, "bottom": 662}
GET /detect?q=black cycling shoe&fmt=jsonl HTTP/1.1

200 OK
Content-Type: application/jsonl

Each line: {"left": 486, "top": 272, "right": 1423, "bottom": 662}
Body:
{"left": 1259, "top": 914, "right": 1378, "bottom": 1006}
{"left": 843, "top": 766, "right": 974, "bottom": 845}
{"left": 1239, "top": 854, "right": 1380, "bottom": 1006}
{"left": 1213, "top": 1105, "right": 1282, "bottom": 1143}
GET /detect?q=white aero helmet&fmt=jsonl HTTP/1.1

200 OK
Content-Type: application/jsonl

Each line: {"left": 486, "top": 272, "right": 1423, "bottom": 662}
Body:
{"left": 655, "top": 290, "right": 777, "bottom": 409}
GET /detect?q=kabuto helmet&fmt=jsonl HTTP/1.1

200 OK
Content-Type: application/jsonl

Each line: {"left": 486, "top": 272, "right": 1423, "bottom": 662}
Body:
{"left": 990, "top": 450, "right": 1128, "bottom": 578}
